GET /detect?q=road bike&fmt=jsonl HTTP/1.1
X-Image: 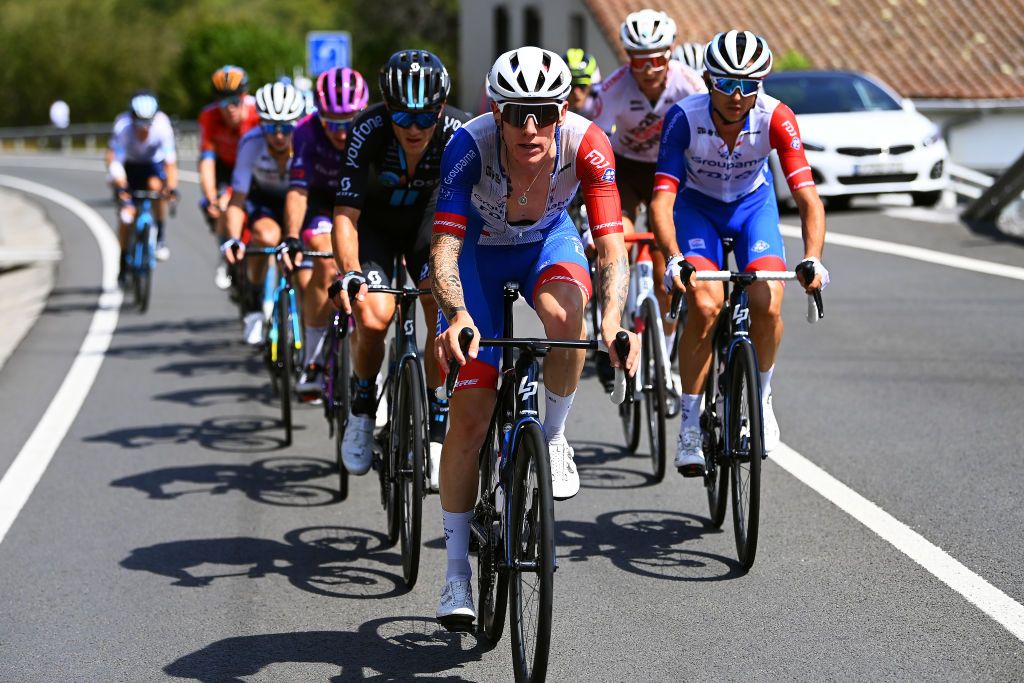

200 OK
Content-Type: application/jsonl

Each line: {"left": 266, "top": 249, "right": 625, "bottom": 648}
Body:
{"left": 669, "top": 243, "right": 823, "bottom": 570}
{"left": 123, "top": 190, "right": 163, "bottom": 312}
{"left": 445, "top": 282, "right": 629, "bottom": 682}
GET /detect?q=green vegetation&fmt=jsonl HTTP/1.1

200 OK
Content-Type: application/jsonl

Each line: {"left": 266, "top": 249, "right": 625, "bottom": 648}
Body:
{"left": 0, "top": 0, "right": 459, "bottom": 126}
{"left": 774, "top": 49, "right": 813, "bottom": 72}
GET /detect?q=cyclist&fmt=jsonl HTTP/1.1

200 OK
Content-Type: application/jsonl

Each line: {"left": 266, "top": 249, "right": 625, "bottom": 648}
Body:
{"left": 673, "top": 41, "right": 705, "bottom": 72}
{"left": 329, "top": 50, "right": 472, "bottom": 490}
{"left": 198, "top": 65, "right": 260, "bottom": 289}
{"left": 563, "top": 48, "right": 601, "bottom": 118}
{"left": 430, "top": 47, "right": 638, "bottom": 627}
{"left": 591, "top": 9, "right": 705, "bottom": 395}
{"left": 651, "top": 30, "right": 829, "bottom": 474}
{"left": 107, "top": 90, "right": 179, "bottom": 277}
{"left": 279, "top": 66, "right": 369, "bottom": 399}
{"left": 221, "top": 81, "right": 307, "bottom": 345}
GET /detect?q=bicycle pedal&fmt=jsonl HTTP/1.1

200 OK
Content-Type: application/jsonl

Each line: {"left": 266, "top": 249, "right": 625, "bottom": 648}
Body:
{"left": 677, "top": 464, "right": 706, "bottom": 478}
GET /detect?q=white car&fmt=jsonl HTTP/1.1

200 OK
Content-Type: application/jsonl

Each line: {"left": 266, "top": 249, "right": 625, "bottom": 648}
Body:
{"left": 763, "top": 70, "right": 949, "bottom": 208}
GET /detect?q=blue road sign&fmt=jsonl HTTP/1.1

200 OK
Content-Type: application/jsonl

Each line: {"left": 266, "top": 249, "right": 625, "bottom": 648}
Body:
{"left": 307, "top": 31, "right": 352, "bottom": 76}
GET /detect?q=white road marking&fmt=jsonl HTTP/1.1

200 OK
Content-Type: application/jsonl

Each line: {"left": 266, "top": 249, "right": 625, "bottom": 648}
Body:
{"left": 780, "top": 224, "right": 1024, "bottom": 281}
{"left": 773, "top": 444, "right": 1024, "bottom": 643}
{"left": 0, "top": 175, "right": 123, "bottom": 545}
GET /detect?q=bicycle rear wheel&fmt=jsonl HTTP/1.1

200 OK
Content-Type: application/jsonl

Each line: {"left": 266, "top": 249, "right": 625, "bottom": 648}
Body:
{"left": 134, "top": 222, "right": 153, "bottom": 313}
{"left": 641, "top": 300, "right": 667, "bottom": 482}
{"left": 478, "top": 424, "right": 508, "bottom": 644}
{"left": 509, "top": 423, "right": 554, "bottom": 682}
{"left": 704, "top": 325, "right": 728, "bottom": 528}
{"left": 728, "top": 341, "right": 763, "bottom": 570}
{"left": 277, "top": 287, "right": 294, "bottom": 446}
{"left": 396, "top": 358, "right": 427, "bottom": 589}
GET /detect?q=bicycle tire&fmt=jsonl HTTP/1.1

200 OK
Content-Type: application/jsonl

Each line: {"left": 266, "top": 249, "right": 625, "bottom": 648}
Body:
{"left": 509, "top": 422, "right": 554, "bottom": 682}
{"left": 134, "top": 221, "right": 153, "bottom": 313}
{"left": 383, "top": 342, "right": 400, "bottom": 547}
{"left": 396, "top": 358, "right": 427, "bottom": 589}
{"left": 703, "top": 327, "right": 729, "bottom": 528}
{"left": 619, "top": 369, "right": 642, "bottom": 453}
{"left": 278, "top": 286, "right": 293, "bottom": 446}
{"left": 333, "top": 324, "right": 350, "bottom": 502}
{"left": 478, "top": 424, "right": 509, "bottom": 644}
{"left": 642, "top": 300, "right": 667, "bottom": 482}
{"left": 728, "top": 341, "right": 762, "bottom": 570}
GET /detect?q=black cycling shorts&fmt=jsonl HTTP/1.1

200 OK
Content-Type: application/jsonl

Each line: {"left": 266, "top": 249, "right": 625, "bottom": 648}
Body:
{"left": 358, "top": 191, "right": 436, "bottom": 286}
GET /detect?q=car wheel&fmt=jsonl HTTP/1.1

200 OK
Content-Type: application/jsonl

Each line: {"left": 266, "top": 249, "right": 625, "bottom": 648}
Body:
{"left": 912, "top": 191, "right": 942, "bottom": 208}
{"left": 827, "top": 195, "right": 852, "bottom": 211}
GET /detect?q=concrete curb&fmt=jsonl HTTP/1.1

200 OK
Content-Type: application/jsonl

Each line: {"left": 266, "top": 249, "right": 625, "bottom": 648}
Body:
{"left": 0, "top": 188, "right": 61, "bottom": 373}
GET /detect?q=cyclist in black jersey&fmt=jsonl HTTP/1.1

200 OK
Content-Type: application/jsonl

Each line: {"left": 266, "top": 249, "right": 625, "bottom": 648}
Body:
{"left": 330, "top": 49, "right": 472, "bottom": 490}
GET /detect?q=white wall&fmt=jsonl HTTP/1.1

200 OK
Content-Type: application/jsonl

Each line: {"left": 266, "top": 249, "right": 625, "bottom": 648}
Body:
{"left": 917, "top": 108, "right": 1024, "bottom": 174}
{"left": 458, "top": 0, "right": 619, "bottom": 114}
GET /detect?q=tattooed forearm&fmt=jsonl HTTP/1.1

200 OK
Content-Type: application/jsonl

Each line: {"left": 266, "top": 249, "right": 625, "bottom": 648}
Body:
{"left": 430, "top": 233, "right": 467, "bottom": 321}
{"left": 599, "top": 252, "right": 629, "bottom": 327}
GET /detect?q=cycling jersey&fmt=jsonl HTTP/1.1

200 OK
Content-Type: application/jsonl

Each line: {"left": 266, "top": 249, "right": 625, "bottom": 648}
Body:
{"left": 433, "top": 111, "right": 622, "bottom": 247}
{"left": 653, "top": 93, "right": 814, "bottom": 203}
{"left": 109, "top": 112, "right": 177, "bottom": 165}
{"left": 591, "top": 60, "right": 705, "bottom": 163}
{"left": 198, "top": 97, "right": 260, "bottom": 166}
{"left": 289, "top": 113, "right": 344, "bottom": 208}
{"left": 232, "top": 127, "right": 291, "bottom": 200}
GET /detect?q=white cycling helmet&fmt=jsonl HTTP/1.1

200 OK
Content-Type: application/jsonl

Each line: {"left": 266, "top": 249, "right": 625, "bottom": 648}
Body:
{"left": 130, "top": 92, "right": 159, "bottom": 122}
{"left": 704, "top": 30, "right": 773, "bottom": 79}
{"left": 673, "top": 42, "right": 705, "bottom": 72}
{"left": 620, "top": 9, "right": 676, "bottom": 52}
{"left": 255, "top": 82, "right": 306, "bottom": 123}
{"left": 487, "top": 47, "right": 572, "bottom": 103}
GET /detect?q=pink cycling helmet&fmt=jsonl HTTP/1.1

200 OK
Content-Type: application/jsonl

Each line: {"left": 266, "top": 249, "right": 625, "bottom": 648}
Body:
{"left": 315, "top": 67, "right": 369, "bottom": 118}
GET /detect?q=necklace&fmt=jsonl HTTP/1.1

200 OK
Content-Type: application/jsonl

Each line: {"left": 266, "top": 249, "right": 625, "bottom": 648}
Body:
{"left": 503, "top": 144, "right": 548, "bottom": 206}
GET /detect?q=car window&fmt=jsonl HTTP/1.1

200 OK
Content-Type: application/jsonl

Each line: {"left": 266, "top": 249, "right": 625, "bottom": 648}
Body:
{"left": 763, "top": 74, "right": 902, "bottom": 114}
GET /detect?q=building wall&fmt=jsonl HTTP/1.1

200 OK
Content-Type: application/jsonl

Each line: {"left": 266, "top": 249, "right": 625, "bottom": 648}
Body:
{"left": 458, "top": 0, "right": 620, "bottom": 114}
{"left": 915, "top": 107, "right": 1024, "bottom": 174}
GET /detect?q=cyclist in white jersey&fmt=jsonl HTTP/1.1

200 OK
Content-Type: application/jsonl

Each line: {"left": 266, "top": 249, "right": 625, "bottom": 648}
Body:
{"left": 650, "top": 31, "right": 829, "bottom": 473}
{"left": 107, "top": 91, "right": 178, "bottom": 274}
{"left": 221, "top": 82, "right": 306, "bottom": 344}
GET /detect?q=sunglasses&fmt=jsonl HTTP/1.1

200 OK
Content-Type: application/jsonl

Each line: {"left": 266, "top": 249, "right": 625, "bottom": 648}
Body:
{"left": 319, "top": 116, "right": 353, "bottom": 133}
{"left": 218, "top": 95, "right": 243, "bottom": 108}
{"left": 629, "top": 51, "right": 670, "bottom": 72}
{"left": 131, "top": 119, "right": 152, "bottom": 129}
{"left": 496, "top": 101, "right": 563, "bottom": 128}
{"left": 261, "top": 122, "right": 295, "bottom": 136}
{"left": 391, "top": 109, "right": 441, "bottom": 129}
{"left": 710, "top": 77, "right": 761, "bottom": 96}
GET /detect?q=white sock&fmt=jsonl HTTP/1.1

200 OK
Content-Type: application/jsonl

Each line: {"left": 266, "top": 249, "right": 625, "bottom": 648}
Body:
{"left": 303, "top": 326, "right": 327, "bottom": 367}
{"left": 443, "top": 509, "right": 473, "bottom": 582}
{"left": 680, "top": 393, "right": 701, "bottom": 431}
{"left": 665, "top": 329, "right": 677, "bottom": 354}
{"left": 760, "top": 365, "right": 774, "bottom": 406}
{"left": 543, "top": 388, "right": 576, "bottom": 441}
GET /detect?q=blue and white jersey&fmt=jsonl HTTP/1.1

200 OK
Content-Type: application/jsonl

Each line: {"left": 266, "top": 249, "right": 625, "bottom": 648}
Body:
{"left": 231, "top": 127, "right": 290, "bottom": 198}
{"left": 108, "top": 111, "right": 177, "bottom": 165}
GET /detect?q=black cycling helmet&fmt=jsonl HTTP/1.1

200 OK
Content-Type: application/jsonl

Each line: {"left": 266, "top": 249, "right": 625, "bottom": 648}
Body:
{"left": 379, "top": 49, "right": 450, "bottom": 110}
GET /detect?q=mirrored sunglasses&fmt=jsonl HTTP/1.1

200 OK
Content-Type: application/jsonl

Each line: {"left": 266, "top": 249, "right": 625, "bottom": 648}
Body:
{"left": 218, "top": 95, "right": 243, "bottom": 108}
{"left": 629, "top": 52, "right": 670, "bottom": 71}
{"left": 319, "top": 116, "right": 353, "bottom": 133}
{"left": 497, "top": 101, "right": 562, "bottom": 128}
{"left": 710, "top": 77, "right": 761, "bottom": 96}
{"left": 391, "top": 109, "right": 441, "bottom": 129}
{"left": 261, "top": 122, "right": 295, "bottom": 136}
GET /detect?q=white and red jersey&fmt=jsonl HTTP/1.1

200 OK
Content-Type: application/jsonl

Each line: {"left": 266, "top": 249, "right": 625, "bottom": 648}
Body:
{"left": 591, "top": 60, "right": 706, "bottom": 163}
{"left": 433, "top": 111, "right": 623, "bottom": 246}
{"left": 654, "top": 92, "right": 815, "bottom": 203}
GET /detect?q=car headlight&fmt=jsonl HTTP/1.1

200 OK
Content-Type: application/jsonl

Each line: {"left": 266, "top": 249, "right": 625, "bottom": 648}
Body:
{"left": 802, "top": 140, "right": 825, "bottom": 152}
{"left": 921, "top": 129, "right": 943, "bottom": 147}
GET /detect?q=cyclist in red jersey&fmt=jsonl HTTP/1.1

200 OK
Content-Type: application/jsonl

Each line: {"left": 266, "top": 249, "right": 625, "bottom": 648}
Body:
{"left": 198, "top": 65, "right": 260, "bottom": 289}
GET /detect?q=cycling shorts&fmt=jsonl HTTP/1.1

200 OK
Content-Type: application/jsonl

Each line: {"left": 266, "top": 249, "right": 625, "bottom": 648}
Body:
{"left": 676, "top": 183, "right": 786, "bottom": 272}
{"left": 215, "top": 158, "right": 234, "bottom": 193}
{"left": 359, "top": 191, "right": 436, "bottom": 286}
{"left": 125, "top": 161, "right": 166, "bottom": 191}
{"left": 437, "top": 213, "right": 591, "bottom": 392}
{"left": 246, "top": 187, "right": 285, "bottom": 226}
{"left": 614, "top": 154, "right": 656, "bottom": 222}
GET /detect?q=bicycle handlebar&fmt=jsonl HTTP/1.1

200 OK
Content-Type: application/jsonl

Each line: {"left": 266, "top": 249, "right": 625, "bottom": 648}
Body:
{"left": 667, "top": 269, "right": 824, "bottom": 324}
{"left": 610, "top": 330, "right": 631, "bottom": 406}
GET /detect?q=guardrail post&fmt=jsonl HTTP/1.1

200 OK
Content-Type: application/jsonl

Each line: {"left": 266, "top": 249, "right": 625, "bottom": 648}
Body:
{"left": 85, "top": 135, "right": 96, "bottom": 153}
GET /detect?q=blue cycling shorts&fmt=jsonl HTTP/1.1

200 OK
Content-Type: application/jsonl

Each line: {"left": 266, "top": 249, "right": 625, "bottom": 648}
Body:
{"left": 675, "top": 183, "right": 786, "bottom": 271}
{"left": 437, "top": 212, "right": 591, "bottom": 391}
{"left": 124, "top": 161, "right": 166, "bottom": 191}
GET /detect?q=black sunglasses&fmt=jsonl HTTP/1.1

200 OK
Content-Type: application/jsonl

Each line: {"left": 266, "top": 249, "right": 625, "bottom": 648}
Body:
{"left": 497, "top": 102, "right": 563, "bottom": 128}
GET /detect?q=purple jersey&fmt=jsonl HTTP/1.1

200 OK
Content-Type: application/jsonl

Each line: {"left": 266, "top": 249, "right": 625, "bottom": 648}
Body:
{"left": 288, "top": 113, "right": 344, "bottom": 205}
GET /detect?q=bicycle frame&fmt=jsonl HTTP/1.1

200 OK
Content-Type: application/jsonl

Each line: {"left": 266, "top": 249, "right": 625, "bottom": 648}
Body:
{"left": 624, "top": 232, "right": 672, "bottom": 397}
{"left": 130, "top": 192, "right": 160, "bottom": 274}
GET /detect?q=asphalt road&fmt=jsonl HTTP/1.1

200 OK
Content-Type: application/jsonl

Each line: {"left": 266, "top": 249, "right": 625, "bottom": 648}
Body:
{"left": 1, "top": 157, "right": 1022, "bottom": 681}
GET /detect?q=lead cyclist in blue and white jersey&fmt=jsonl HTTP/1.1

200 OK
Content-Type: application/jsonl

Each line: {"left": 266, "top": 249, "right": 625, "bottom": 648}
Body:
{"left": 221, "top": 81, "right": 307, "bottom": 345}
{"left": 651, "top": 30, "right": 829, "bottom": 474}
{"left": 430, "top": 47, "right": 639, "bottom": 627}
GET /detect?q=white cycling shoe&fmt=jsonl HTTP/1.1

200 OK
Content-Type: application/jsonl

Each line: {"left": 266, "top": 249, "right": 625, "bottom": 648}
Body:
{"left": 762, "top": 393, "right": 780, "bottom": 454}
{"left": 214, "top": 262, "right": 232, "bottom": 290}
{"left": 428, "top": 441, "right": 442, "bottom": 492}
{"left": 242, "top": 312, "right": 264, "bottom": 346}
{"left": 549, "top": 435, "right": 580, "bottom": 500}
{"left": 436, "top": 578, "right": 476, "bottom": 632}
{"left": 675, "top": 426, "right": 706, "bottom": 477}
{"left": 342, "top": 412, "right": 375, "bottom": 475}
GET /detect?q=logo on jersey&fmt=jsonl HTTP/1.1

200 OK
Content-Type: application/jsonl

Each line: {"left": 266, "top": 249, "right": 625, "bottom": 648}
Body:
{"left": 790, "top": 138, "right": 802, "bottom": 150}
{"left": 445, "top": 148, "right": 477, "bottom": 185}
{"left": 379, "top": 171, "right": 403, "bottom": 187}
{"left": 688, "top": 238, "right": 705, "bottom": 250}
{"left": 601, "top": 168, "right": 616, "bottom": 182}
{"left": 439, "top": 186, "right": 453, "bottom": 201}
{"left": 752, "top": 240, "right": 770, "bottom": 253}
{"left": 584, "top": 149, "right": 610, "bottom": 170}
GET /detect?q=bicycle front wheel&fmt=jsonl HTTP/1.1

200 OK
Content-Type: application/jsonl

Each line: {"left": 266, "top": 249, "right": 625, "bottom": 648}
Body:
{"left": 641, "top": 300, "right": 667, "bottom": 482}
{"left": 332, "top": 323, "right": 350, "bottom": 501}
{"left": 619, "top": 370, "right": 642, "bottom": 453}
{"left": 728, "top": 341, "right": 763, "bottom": 570}
{"left": 277, "top": 287, "right": 294, "bottom": 446}
{"left": 134, "top": 223, "right": 153, "bottom": 313}
{"left": 478, "top": 424, "right": 508, "bottom": 644}
{"left": 396, "top": 358, "right": 427, "bottom": 589}
{"left": 509, "top": 423, "right": 554, "bottom": 682}
{"left": 704, "top": 327, "right": 728, "bottom": 528}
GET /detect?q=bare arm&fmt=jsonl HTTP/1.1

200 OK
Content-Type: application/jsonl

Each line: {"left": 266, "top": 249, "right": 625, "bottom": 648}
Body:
{"left": 594, "top": 231, "right": 639, "bottom": 373}
{"left": 792, "top": 185, "right": 825, "bottom": 261}
{"left": 198, "top": 157, "right": 218, "bottom": 206}
{"left": 649, "top": 189, "right": 681, "bottom": 258}
{"left": 224, "top": 191, "right": 248, "bottom": 240}
{"left": 430, "top": 232, "right": 466, "bottom": 322}
{"left": 331, "top": 206, "right": 362, "bottom": 274}
{"left": 284, "top": 188, "right": 308, "bottom": 239}
{"left": 165, "top": 161, "right": 179, "bottom": 193}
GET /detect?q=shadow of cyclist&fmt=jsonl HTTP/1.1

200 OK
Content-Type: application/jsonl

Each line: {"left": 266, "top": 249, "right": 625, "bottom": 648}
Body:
{"left": 571, "top": 440, "right": 659, "bottom": 490}
{"left": 163, "top": 616, "right": 485, "bottom": 681}
{"left": 86, "top": 414, "right": 290, "bottom": 452}
{"left": 111, "top": 456, "right": 337, "bottom": 506}
{"left": 555, "top": 509, "right": 744, "bottom": 581}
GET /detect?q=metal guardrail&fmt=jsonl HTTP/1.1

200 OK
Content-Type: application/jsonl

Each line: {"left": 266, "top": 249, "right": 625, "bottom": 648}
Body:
{"left": 0, "top": 121, "right": 199, "bottom": 156}
{"left": 948, "top": 162, "right": 994, "bottom": 200}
